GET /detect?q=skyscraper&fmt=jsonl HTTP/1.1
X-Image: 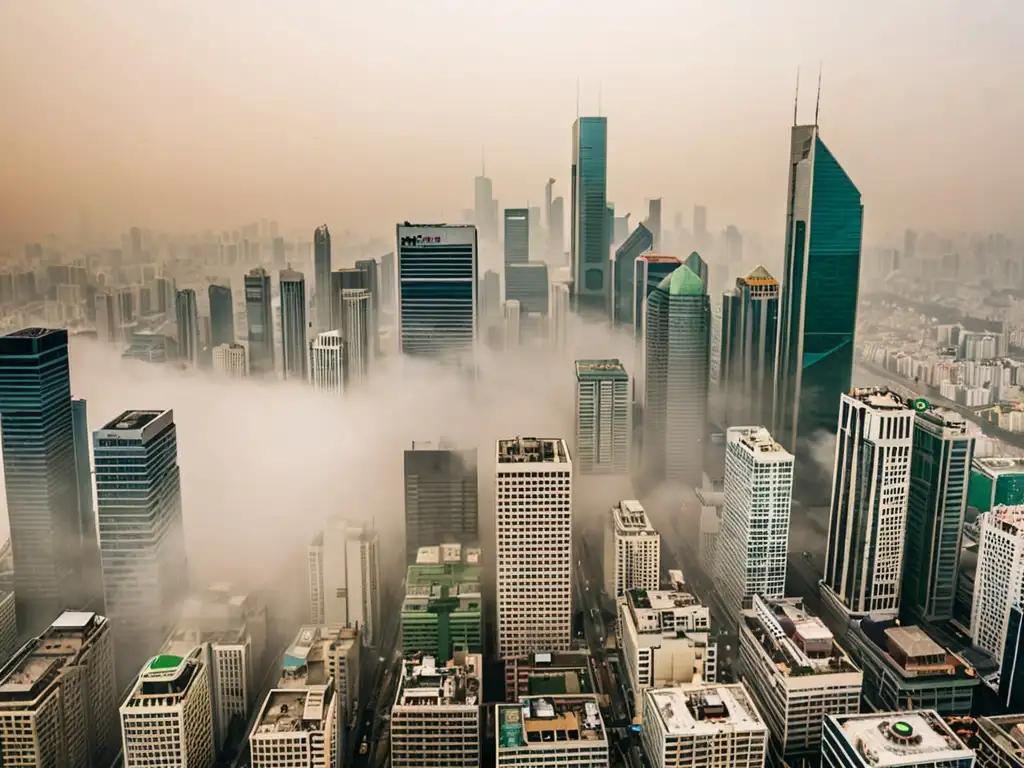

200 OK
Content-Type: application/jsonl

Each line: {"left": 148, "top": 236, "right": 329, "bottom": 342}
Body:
{"left": 505, "top": 262, "right": 549, "bottom": 337}
{"left": 504, "top": 208, "right": 530, "bottom": 266}
{"left": 474, "top": 173, "right": 497, "bottom": 242}
{"left": 355, "top": 258, "right": 380, "bottom": 356}
{"left": 341, "top": 288, "right": 370, "bottom": 384}
{"left": 174, "top": 288, "right": 199, "bottom": 366}
{"left": 549, "top": 196, "right": 565, "bottom": 260}
{"left": 719, "top": 266, "right": 779, "bottom": 429}
{"left": 644, "top": 198, "right": 663, "bottom": 251}
{"left": 549, "top": 282, "right": 569, "bottom": 350}
{"left": 604, "top": 500, "right": 660, "bottom": 598}
{"left": 683, "top": 251, "right": 708, "bottom": 294}
{"left": 396, "top": 224, "right": 478, "bottom": 361}
{"left": 314, "top": 224, "right": 331, "bottom": 333}
{"left": 244, "top": 267, "right": 274, "bottom": 375}
{"left": 574, "top": 359, "right": 631, "bottom": 475}
{"left": 94, "top": 409, "right": 188, "bottom": 687}
{"left": 308, "top": 518, "right": 380, "bottom": 646}
{"left": 71, "top": 398, "right": 102, "bottom": 608}
{"left": 822, "top": 388, "right": 913, "bottom": 622}
{"left": 724, "top": 224, "right": 743, "bottom": 264}
{"left": 0, "top": 328, "right": 81, "bottom": 629}
{"left": 641, "top": 266, "right": 711, "bottom": 486}
{"left": 632, "top": 254, "right": 682, "bottom": 341}
{"left": 380, "top": 251, "right": 396, "bottom": 311}
{"left": 902, "top": 405, "right": 974, "bottom": 624}
{"left": 208, "top": 283, "right": 234, "bottom": 347}
{"left": 775, "top": 124, "right": 864, "bottom": 459}
{"left": 309, "top": 331, "right": 346, "bottom": 396}
{"left": 611, "top": 223, "right": 654, "bottom": 326}
{"left": 571, "top": 116, "right": 609, "bottom": 315}
{"left": 503, "top": 299, "right": 521, "bottom": 349}
{"left": 480, "top": 269, "right": 502, "bottom": 344}
{"left": 403, "top": 440, "right": 479, "bottom": 563}
{"left": 329, "top": 267, "right": 365, "bottom": 331}
{"left": 279, "top": 268, "right": 307, "bottom": 380}
{"left": 972, "top": 505, "right": 1024, "bottom": 661}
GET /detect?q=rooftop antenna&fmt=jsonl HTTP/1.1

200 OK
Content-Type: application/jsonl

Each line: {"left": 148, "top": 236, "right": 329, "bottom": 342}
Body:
{"left": 814, "top": 62, "right": 822, "bottom": 126}
{"left": 793, "top": 66, "right": 800, "bottom": 126}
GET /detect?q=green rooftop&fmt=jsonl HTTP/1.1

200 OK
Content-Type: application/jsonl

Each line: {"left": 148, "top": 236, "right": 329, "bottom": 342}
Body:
{"left": 658, "top": 264, "right": 705, "bottom": 296}
{"left": 149, "top": 654, "right": 182, "bottom": 671}
{"left": 574, "top": 359, "right": 628, "bottom": 380}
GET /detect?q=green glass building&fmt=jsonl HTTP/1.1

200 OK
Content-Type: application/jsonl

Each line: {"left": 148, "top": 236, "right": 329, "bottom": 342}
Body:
{"left": 401, "top": 545, "right": 483, "bottom": 662}
{"left": 968, "top": 457, "right": 1024, "bottom": 514}
{"left": 570, "top": 117, "right": 609, "bottom": 316}
{"left": 775, "top": 125, "right": 863, "bottom": 457}
{"left": 611, "top": 222, "right": 653, "bottom": 326}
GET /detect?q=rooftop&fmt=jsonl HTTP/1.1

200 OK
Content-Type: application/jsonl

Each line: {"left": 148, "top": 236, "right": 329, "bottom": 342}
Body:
{"left": 100, "top": 409, "right": 164, "bottom": 431}
{"left": 646, "top": 684, "right": 765, "bottom": 736}
{"left": 497, "top": 437, "right": 569, "bottom": 465}
{"left": 612, "top": 501, "right": 657, "bottom": 534}
{"left": 254, "top": 686, "right": 334, "bottom": 736}
{"left": 2, "top": 327, "right": 62, "bottom": 339}
{"left": 394, "top": 653, "right": 481, "bottom": 708}
{"left": 742, "top": 596, "right": 859, "bottom": 678}
{"left": 497, "top": 695, "right": 606, "bottom": 749}
{"left": 574, "top": 358, "right": 628, "bottom": 380}
{"left": 0, "top": 611, "right": 105, "bottom": 700}
{"left": 403, "top": 550, "right": 483, "bottom": 614}
{"left": 739, "top": 264, "right": 778, "bottom": 286}
{"left": 279, "top": 625, "right": 358, "bottom": 685}
{"left": 638, "top": 253, "right": 683, "bottom": 264}
{"left": 727, "top": 426, "right": 791, "bottom": 459}
{"left": 848, "top": 387, "right": 911, "bottom": 411}
{"left": 976, "top": 714, "right": 1024, "bottom": 760}
{"left": 985, "top": 504, "right": 1024, "bottom": 533}
{"left": 856, "top": 619, "right": 978, "bottom": 682}
{"left": 124, "top": 651, "right": 202, "bottom": 706}
{"left": 975, "top": 456, "right": 1024, "bottom": 474}
{"left": 657, "top": 264, "right": 705, "bottom": 297}
{"left": 830, "top": 711, "right": 973, "bottom": 766}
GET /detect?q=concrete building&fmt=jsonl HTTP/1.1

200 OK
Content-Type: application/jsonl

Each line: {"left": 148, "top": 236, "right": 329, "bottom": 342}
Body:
{"left": 121, "top": 649, "right": 215, "bottom": 768}
{"left": 603, "top": 500, "right": 660, "bottom": 599}
{"left": 574, "top": 359, "right": 631, "bottom": 475}
{"left": 739, "top": 596, "right": 862, "bottom": 766}
{"left": 618, "top": 588, "right": 716, "bottom": 717}
{"left": 307, "top": 518, "right": 380, "bottom": 646}
{"left": 495, "top": 695, "right": 608, "bottom": 767}
{"left": 250, "top": 683, "right": 337, "bottom": 768}
{"left": 549, "top": 281, "right": 569, "bottom": 350}
{"left": 279, "top": 624, "right": 360, "bottom": 733}
{"left": 402, "top": 544, "right": 483, "bottom": 662}
{"left": 696, "top": 483, "right": 723, "bottom": 579}
{"left": 503, "top": 299, "right": 521, "bottom": 348}
{"left": 821, "top": 710, "right": 975, "bottom": 768}
{"left": 403, "top": 440, "right": 478, "bottom": 563}
{"left": 975, "top": 714, "right": 1024, "bottom": 767}
{"left": 971, "top": 504, "right": 1024, "bottom": 661}
{"left": 309, "top": 330, "right": 346, "bottom": 395}
{"left": 496, "top": 437, "right": 573, "bottom": 660}
{"left": 504, "top": 651, "right": 599, "bottom": 703}
{"left": 391, "top": 653, "right": 482, "bottom": 768}
{"left": 279, "top": 268, "right": 308, "bottom": 380}
{"left": 641, "top": 683, "right": 768, "bottom": 768}
{"left": 340, "top": 288, "right": 370, "bottom": 385}
{"left": 212, "top": 342, "right": 247, "bottom": 378}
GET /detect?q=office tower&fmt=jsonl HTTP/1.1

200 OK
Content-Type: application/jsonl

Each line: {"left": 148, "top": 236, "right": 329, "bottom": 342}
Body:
{"left": 822, "top": 388, "right": 913, "bottom": 622}
{"left": 610, "top": 223, "right": 654, "bottom": 326}
{"left": 496, "top": 437, "right": 572, "bottom": 660}
{"left": 175, "top": 288, "right": 200, "bottom": 365}
{"left": 549, "top": 196, "right": 565, "bottom": 259}
{"left": 902, "top": 405, "right": 974, "bottom": 624}
{"left": 641, "top": 265, "right": 711, "bottom": 485}
{"left": 309, "top": 330, "right": 346, "bottom": 395}
{"left": 545, "top": 177, "right": 555, "bottom": 228}
{"left": 724, "top": 224, "right": 743, "bottom": 264}
{"left": 208, "top": 283, "right": 234, "bottom": 346}
{"left": 307, "top": 518, "right": 380, "bottom": 646}
{"left": 496, "top": 696, "right": 608, "bottom": 767}
{"left": 391, "top": 654, "right": 481, "bottom": 768}
{"left": 644, "top": 198, "right": 663, "bottom": 251}
{"left": 719, "top": 266, "right": 779, "bottom": 429}
{"left": 277, "top": 624, "right": 359, "bottom": 736}
{"left": 313, "top": 224, "right": 331, "bottom": 333}
{"left": 250, "top": 682, "right": 337, "bottom": 768}
{"left": 328, "top": 267, "right": 364, "bottom": 329}
{"left": 632, "top": 254, "right": 682, "bottom": 342}
{"left": 604, "top": 500, "right": 660, "bottom": 598}
{"left": 480, "top": 268, "right": 502, "bottom": 337}
{"left": 404, "top": 440, "right": 479, "bottom": 563}
{"left": 505, "top": 262, "right": 549, "bottom": 316}
{"left": 504, "top": 208, "right": 530, "bottom": 266}
{"left": 94, "top": 409, "right": 188, "bottom": 686}
{"left": 212, "top": 343, "right": 247, "bottom": 378}
{"left": 549, "top": 282, "right": 569, "bottom": 349}
{"left": 244, "top": 267, "right": 274, "bottom": 375}
{"left": 402, "top": 544, "right": 483, "bottom": 661}
{"left": 968, "top": 457, "right": 1024, "bottom": 514}
{"left": 820, "top": 711, "right": 974, "bottom": 768}
{"left": 154, "top": 275, "right": 175, "bottom": 315}
{"left": 121, "top": 649, "right": 215, "bottom": 768}
{"left": 641, "top": 683, "right": 768, "bottom": 768}
{"left": 271, "top": 235, "right": 285, "bottom": 267}
{"left": 95, "top": 291, "right": 120, "bottom": 343}
{"left": 340, "top": 288, "right": 370, "bottom": 384}
{"left": 718, "top": 426, "right": 794, "bottom": 618}
{"left": 503, "top": 299, "right": 521, "bottom": 348}
{"left": 570, "top": 116, "right": 609, "bottom": 315}
{"left": 380, "top": 250, "right": 396, "bottom": 310}
{"left": 397, "top": 224, "right": 478, "bottom": 360}
{"left": 0, "top": 611, "right": 119, "bottom": 768}
{"left": 355, "top": 258, "right": 380, "bottom": 356}
{"left": 574, "top": 359, "right": 631, "bottom": 475}
{"left": 971, "top": 505, "right": 1024, "bottom": 660}
{"left": 278, "top": 268, "right": 307, "bottom": 380}
{"left": 740, "top": 596, "right": 862, "bottom": 767}
{"left": 683, "top": 251, "right": 708, "bottom": 293}
{"left": 775, "top": 124, "right": 864, "bottom": 458}
{"left": 474, "top": 173, "right": 497, "bottom": 242}
{"left": 0, "top": 328, "right": 81, "bottom": 629}
{"left": 0, "top": 590, "right": 14, "bottom": 659}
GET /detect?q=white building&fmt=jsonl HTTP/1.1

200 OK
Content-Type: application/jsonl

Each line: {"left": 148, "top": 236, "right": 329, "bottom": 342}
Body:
{"left": 341, "top": 288, "right": 370, "bottom": 384}
{"left": 719, "top": 426, "right": 794, "bottom": 620}
{"left": 575, "top": 359, "right": 632, "bottom": 475}
{"left": 495, "top": 695, "right": 608, "bottom": 767}
{"left": 496, "top": 437, "right": 573, "bottom": 660}
{"left": 121, "top": 649, "right": 215, "bottom": 768}
{"left": 822, "top": 388, "right": 914, "bottom": 621}
{"left": 604, "top": 500, "right": 660, "bottom": 599}
{"left": 504, "top": 299, "right": 521, "bottom": 348}
{"left": 739, "top": 596, "right": 863, "bottom": 766}
{"left": 250, "top": 684, "right": 338, "bottom": 768}
{"left": 391, "top": 653, "right": 481, "bottom": 768}
{"left": 971, "top": 504, "right": 1024, "bottom": 660}
{"left": 0, "top": 611, "right": 119, "bottom": 768}
{"left": 618, "top": 588, "right": 715, "bottom": 717}
{"left": 821, "top": 710, "right": 975, "bottom": 768}
{"left": 641, "top": 683, "right": 768, "bottom": 768}
{"left": 309, "top": 330, "right": 346, "bottom": 395}
{"left": 278, "top": 625, "right": 361, "bottom": 731}
{"left": 211, "top": 342, "right": 247, "bottom": 378}
{"left": 308, "top": 519, "right": 380, "bottom": 646}
{"left": 549, "top": 282, "right": 569, "bottom": 350}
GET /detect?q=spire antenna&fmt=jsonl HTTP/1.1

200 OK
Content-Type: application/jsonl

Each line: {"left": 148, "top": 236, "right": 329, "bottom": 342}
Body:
{"left": 793, "top": 66, "right": 800, "bottom": 126}
{"left": 814, "top": 62, "right": 822, "bottom": 126}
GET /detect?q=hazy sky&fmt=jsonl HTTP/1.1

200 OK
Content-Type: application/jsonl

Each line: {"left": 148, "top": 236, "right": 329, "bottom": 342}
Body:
{"left": 1, "top": 1, "right": 1022, "bottom": 242}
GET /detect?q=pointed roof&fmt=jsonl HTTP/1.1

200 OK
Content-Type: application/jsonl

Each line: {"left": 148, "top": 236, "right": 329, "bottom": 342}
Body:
{"left": 657, "top": 264, "right": 705, "bottom": 296}
{"left": 741, "top": 264, "right": 778, "bottom": 287}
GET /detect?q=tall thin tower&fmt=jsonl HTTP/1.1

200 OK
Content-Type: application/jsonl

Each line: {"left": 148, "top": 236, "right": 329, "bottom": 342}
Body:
{"left": 570, "top": 117, "right": 609, "bottom": 315}
{"left": 314, "top": 225, "right": 332, "bottom": 333}
{"left": 279, "top": 268, "right": 308, "bottom": 380}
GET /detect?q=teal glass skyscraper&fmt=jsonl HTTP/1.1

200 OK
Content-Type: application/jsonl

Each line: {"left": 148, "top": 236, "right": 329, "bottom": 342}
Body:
{"left": 775, "top": 124, "right": 863, "bottom": 457}
{"left": 720, "top": 266, "right": 779, "bottom": 429}
{"left": 570, "top": 117, "right": 608, "bottom": 315}
{"left": 611, "top": 222, "right": 653, "bottom": 326}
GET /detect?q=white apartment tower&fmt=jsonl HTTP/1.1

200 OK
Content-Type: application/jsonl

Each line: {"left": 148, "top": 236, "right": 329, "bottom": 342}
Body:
{"left": 212, "top": 342, "right": 247, "bottom": 378}
{"left": 250, "top": 685, "right": 338, "bottom": 768}
{"left": 822, "top": 388, "right": 914, "bottom": 621}
{"left": 719, "top": 426, "right": 794, "bottom": 620}
{"left": 971, "top": 504, "right": 1024, "bottom": 660}
{"left": 309, "top": 330, "right": 346, "bottom": 395}
{"left": 604, "top": 500, "right": 660, "bottom": 598}
{"left": 341, "top": 288, "right": 370, "bottom": 384}
{"left": 575, "top": 359, "right": 632, "bottom": 475}
{"left": 308, "top": 519, "right": 381, "bottom": 646}
{"left": 120, "top": 649, "right": 215, "bottom": 768}
{"left": 496, "top": 437, "right": 573, "bottom": 660}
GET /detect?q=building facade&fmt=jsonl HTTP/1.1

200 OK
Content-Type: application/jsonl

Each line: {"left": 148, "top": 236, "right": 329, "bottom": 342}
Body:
{"left": 212, "top": 343, "right": 247, "bottom": 378}
{"left": 175, "top": 288, "right": 200, "bottom": 365}
{"left": 309, "top": 331, "right": 346, "bottom": 395}
{"left": 279, "top": 268, "right": 308, "bottom": 380}
{"left": 307, "top": 518, "right": 380, "bottom": 646}
{"left": 403, "top": 440, "right": 479, "bottom": 563}
{"left": 971, "top": 505, "right": 1024, "bottom": 660}
{"left": 496, "top": 695, "right": 608, "bottom": 767}
{"left": 604, "top": 500, "right": 660, "bottom": 599}
{"left": 208, "top": 283, "right": 235, "bottom": 347}
{"left": 313, "top": 224, "right": 332, "bottom": 334}
{"left": 575, "top": 359, "right": 631, "bottom": 475}
{"left": 570, "top": 116, "right": 609, "bottom": 316}
{"left": 820, "top": 710, "right": 974, "bottom": 768}
{"left": 611, "top": 223, "right": 653, "bottom": 326}
{"left": 504, "top": 208, "right": 530, "bottom": 266}
{"left": 402, "top": 544, "right": 483, "bottom": 662}
{"left": 244, "top": 267, "right": 275, "bottom": 375}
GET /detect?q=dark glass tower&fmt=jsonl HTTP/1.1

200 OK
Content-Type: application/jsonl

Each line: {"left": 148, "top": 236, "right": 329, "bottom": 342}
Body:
{"left": 775, "top": 125, "right": 863, "bottom": 458}
{"left": 330, "top": 267, "right": 365, "bottom": 332}
{"left": 403, "top": 440, "right": 478, "bottom": 563}
{"left": 720, "top": 266, "right": 779, "bottom": 429}
{"left": 314, "top": 224, "right": 332, "bottom": 333}
{"left": 208, "top": 283, "right": 234, "bottom": 347}
{"left": 611, "top": 223, "right": 653, "bottom": 327}
{"left": 244, "top": 267, "right": 274, "bottom": 375}
{"left": 571, "top": 117, "right": 609, "bottom": 315}
{"left": 503, "top": 208, "right": 530, "bottom": 267}
{"left": 72, "top": 397, "right": 103, "bottom": 610}
{"left": 355, "top": 258, "right": 380, "bottom": 357}
{"left": 279, "top": 268, "right": 308, "bottom": 380}
{"left": 174, "top": 288, "right": 199, "bottom": 365}
{"left": 0, "top": 328, "right": 81, "bottom": 630}
{"left": 632, "top": 254, "right": 682, "bottom": 342}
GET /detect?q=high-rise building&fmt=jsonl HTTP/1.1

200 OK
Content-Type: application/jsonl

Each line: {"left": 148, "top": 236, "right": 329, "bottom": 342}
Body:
{"left": 820, "top": 710, "right": 974, "bottom": 768}
{"left": 71, "top": 398, "right": 102, "bottom": 609}
{"left": 719, "top": 266, "right": 779, "bottom": 429}
{"left": 503, "top": 299, "right": 521, "bottom": 348}
{"left": 175, "top": 288, "right": 200, "bottom": 365}
{"left": 0, "top": 328, "right": 81, "bottom": 629}
{"left": 402, "top": 544, "right": 483, "bottom": 661}
{"left": 121, "top": 649, "right": 216, "bottom": 768}
{"left": 683, "top": 251, "right": 708, "bottom": 294}
{"left": 307, "top": 518, "right": 380, "bottom": 646}
{"left": 976, "top": 714, "right": 1024, "bottom": 767}
{"left": 822, "top": 388, "right": 913, "bottom": 622}
{"left": 692, "top": 205, "right": 708, "bottom": 249}
{"left": 403, "top": 440, "right": 479, "bottom": 563}
{"left": 496, "top": 437, "right": 572, "bottom": 660}
{"left": 775, "top": 124, "right": 864, "bottom": 458}
{"left": 971, "top": 505, "right": 1024, "bottom": 661}
{"left": 380, "top": 251, "right": 396, "bottom": 311}
{"left": 244, "top": 267, "right": 274, "bottom": 375}
{"left": 328, "top": 267, "right": 364, "bottom": 331}
{"left": 505, "top": 263, "right": 549, "bottom": 318}
{"left": 155, "top": 275, "right": 176, "bottom": 316}
{"left": 341, "top": 288, "right": 370, "bottom": 384}
{"left": 279, "top": 268, "right": 308, "bottom": 380}
{"left": 212, "top": 342, "right": 247, "bottom": 378}
{"left": 644, "top": 199, "right": 662, "bottom": 251}
{"left": 611, "top": 223, "right": 654, "bottom": 326}
{"left": 94, "top": 409, "right": 188, "bottom": 687}
{"left": 902, "top": 405, "right": 974, "bottom": 624}
{"left": 998, "top": 604, "right": 1024, "bottom": 712}
{"left": 641, "top": 266, "right": 711, "bottom": 485}
{"left": 354, "top": 258, "right": 380, "bottom": 356}
{"left": 574, "top": 359, "right": 631, "bottom": 475}
{"left": 967, "top": 457, "right": 1024, "bottom": 514}
{"left": 739, "top": 596, "right": 862, "bottom": 767}
{"left": 313, "top": 224, "right": 331, "bottom": 333}
{"left": 250, "top": 682, "right": 337, "bottom": 768}
{"left": 723, "top": 224, "right": 743, "bottom": 264}
{"left": 604, "top": 500, "right": 660, "bottom": 598}
{"left": 391, "top": 653, "right": 481, "bottom": 768}
{"left": 0, "top": 591, "right": 14, "bottom": 660}
{"left": 309, "top": 330, "right": 346, "bottom": 395}
{"left": 496, "top": 695, "right": 608, "bottom": 767}
{"left": 570, "top": 116, "right": 609, "bottom": 315}
{"left": 549, "top": 282, "right": 569, "bottom": 349}
{"left": 397, "top": 224, "right": 478, "bottom": 361}
{"left": 549, "top": 196, "right": 565, "bottom": 260}
{"left": 719, "top": 426, "right": 794, "bottom": 619}
{"left": 0, "top": 611, "right": 119, "bottom": 768}
{"left": 480, "top": 269, "right": 502, "bottom": 340}
{"left": 632, "top": 254, "right": 682, "bottom": 343}
{"left": 504, "top": 208, "right": 530, "bottom": 266}
{"left": 208, "top": 283, "right": 234, "bottom": 346}
{"left": 474, "top": 174, "right": 497, "bottom": 242}
{"left": 277, "top": 624, "right": 360, "bottom": 736}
